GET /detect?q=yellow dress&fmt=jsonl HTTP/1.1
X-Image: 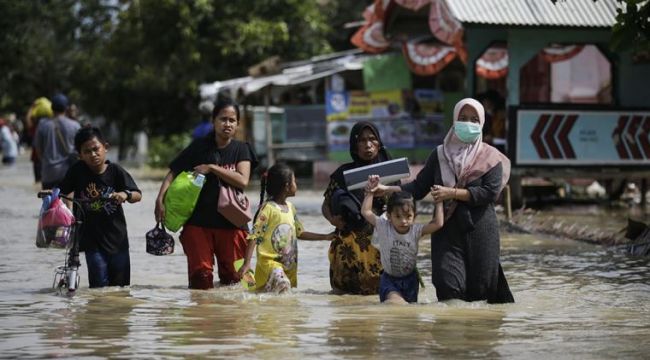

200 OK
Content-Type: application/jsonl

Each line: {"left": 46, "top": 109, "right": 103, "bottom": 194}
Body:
{"left": 247, "top": 201, "right": 304, "bottom": 291}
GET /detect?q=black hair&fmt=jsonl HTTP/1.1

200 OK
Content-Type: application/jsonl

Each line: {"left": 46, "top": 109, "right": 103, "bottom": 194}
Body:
{"left": 386, "top": 191, "right": 416, "bottom": 215}
{"left": 260, "top": 163, "right": 294, "bottom": 200}
{"left": 212, "top": 97, "right": 240, "bottom": 122}
{"left": 254, "top": 163, "right": 295, "bottom": 222}
{"left": 74, "top": 126, "right": 106, "bottom": 152}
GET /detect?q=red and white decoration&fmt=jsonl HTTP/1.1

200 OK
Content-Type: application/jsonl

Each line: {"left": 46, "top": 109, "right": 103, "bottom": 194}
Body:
{"left": 542, "top": 44, "right": 585, "bottom": 63}
{"left": 402, "top": 40, "right": 457, "bottom": 75}
{"left": 475, "top": 46, "right": 509, "bottom": 79}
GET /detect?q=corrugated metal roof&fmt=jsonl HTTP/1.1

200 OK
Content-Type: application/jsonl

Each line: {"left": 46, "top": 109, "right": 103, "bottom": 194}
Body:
{"left": 446, "top": 0, "right": 619, "bottom": 27}
{"left": 199, "top": 51, "right": 372, "bottom": 100}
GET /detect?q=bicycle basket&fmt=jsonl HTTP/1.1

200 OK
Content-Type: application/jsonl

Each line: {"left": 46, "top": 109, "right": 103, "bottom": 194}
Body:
{"left": 146, "top": 222, "right": 174, "bottom": 256}
{"left": 41, "top": 225, "right": 73, "bottom": 248}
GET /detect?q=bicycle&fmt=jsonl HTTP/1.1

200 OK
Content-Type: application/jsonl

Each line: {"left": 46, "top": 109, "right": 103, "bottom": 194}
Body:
{"left": 37, "top": 190, "right": 88, "bottom": 295}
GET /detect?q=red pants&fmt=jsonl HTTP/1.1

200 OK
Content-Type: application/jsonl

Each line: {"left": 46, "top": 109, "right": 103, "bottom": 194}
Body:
{"left": 179, "top": 225, "right": 248, "bottom": 289}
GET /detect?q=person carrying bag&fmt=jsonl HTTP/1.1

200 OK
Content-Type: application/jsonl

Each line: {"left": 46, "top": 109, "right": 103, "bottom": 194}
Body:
{"left": 163, "top": 172, "right": 205, "bottom": 232}
{"left": 53, "top": 119, "right": 79, "bottom": 167}
{"left": 32, "top": 93, "right": 81, "bottom": 189}
{"left": 154, "top": 98, "right": 258, "bottom": 290}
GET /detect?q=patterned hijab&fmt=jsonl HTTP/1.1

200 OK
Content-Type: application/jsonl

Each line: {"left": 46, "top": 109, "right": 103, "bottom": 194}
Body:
{"left": 438, "top": 98, "right": 510, "bottom": 192}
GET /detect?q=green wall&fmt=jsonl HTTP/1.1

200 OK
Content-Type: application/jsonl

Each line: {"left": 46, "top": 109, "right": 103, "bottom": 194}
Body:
{"left": 464, "top": 27, "right": 508, "bottom": 98}
{"left": 464, "top": 27, "right": 650, "bottom": 108}
{"left": 617, "top": 50, "right": 650, "bottom": 107}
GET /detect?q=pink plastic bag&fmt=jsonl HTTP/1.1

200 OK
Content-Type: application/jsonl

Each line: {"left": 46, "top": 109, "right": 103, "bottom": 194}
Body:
{"left": 40, "top": 197, "right": 75, "bottom": 228}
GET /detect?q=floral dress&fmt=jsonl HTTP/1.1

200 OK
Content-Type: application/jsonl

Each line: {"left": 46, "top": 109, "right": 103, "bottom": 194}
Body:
{"left": 247, "top": 201, "right": 304, "bottom": 292}
{"left": 324, "top": 180, "right": 383, "bottom": 295}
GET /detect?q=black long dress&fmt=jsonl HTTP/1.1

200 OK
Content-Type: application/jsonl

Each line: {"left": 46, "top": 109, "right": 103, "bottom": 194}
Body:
{"left": 401, "top": 150, "right": 514, "bottom": 303}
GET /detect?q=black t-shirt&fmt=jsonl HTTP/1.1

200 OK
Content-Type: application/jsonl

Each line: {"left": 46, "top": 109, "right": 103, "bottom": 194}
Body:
{"left": 58, "top": 161, "right": 141, "bottom": 254}
{"left": 169, "top": 136, "right": 255, "bottom": 229}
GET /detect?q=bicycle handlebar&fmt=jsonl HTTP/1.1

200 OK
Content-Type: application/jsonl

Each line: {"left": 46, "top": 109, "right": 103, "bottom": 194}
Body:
{"left": 37, "top": 190, "right": 74, "bottom": 201}
{"left": 37, "top": 191, "right": 112, "bottom": 203}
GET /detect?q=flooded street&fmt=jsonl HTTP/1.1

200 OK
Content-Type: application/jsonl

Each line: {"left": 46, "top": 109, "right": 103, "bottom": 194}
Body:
{"left": 1, "top": 155, "right": 649, "bottom": 359}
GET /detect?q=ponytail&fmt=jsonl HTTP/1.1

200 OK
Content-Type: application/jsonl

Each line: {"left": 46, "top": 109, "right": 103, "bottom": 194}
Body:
{"left": 253, "top": 170, "right": 268, "bottom": 223}
{"left": 253, "top": 164, "right": 293, "bottom": 223}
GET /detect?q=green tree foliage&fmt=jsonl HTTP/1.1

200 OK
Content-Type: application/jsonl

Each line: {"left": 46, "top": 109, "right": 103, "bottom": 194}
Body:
{"left": 0, "top": 1, "right": 79, "bottom": 110}
{"left": 551, "top": 0, "right": 649, "bottom": 53}
{"left": 610, "top": 0, "right": 650, "bottom": 54}
{"left": 0, "top": 0, "right": 364, "bottom": 158}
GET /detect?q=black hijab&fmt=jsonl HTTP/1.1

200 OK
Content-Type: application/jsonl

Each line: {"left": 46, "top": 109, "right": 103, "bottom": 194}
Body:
{"left": 331, "top": 121, "right": 392, "bottom": 199}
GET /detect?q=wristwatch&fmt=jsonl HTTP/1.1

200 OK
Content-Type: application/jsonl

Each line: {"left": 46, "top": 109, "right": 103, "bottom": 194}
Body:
{"left": 124, "top": 190, "right": 132, "bottom": 201}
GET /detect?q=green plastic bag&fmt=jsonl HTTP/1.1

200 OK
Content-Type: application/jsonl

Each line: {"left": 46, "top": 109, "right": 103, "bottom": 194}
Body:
{"left": 164, "top": 171, "right": 204, "bottom": 232}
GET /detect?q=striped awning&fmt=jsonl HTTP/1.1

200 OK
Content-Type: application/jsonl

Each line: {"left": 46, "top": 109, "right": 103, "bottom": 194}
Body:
{"left": 446, "top": 0, "right": 618, "bottom": 27}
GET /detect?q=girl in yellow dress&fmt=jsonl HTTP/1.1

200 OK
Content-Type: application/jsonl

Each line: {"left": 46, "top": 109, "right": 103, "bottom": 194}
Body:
{"left": 238, "top": 163, "right": 334, "bottom": 293}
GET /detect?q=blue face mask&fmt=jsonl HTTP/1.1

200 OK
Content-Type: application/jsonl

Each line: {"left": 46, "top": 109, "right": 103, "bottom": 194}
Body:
{"left": 454, "top": 121, "right": 482, "bottom": 143}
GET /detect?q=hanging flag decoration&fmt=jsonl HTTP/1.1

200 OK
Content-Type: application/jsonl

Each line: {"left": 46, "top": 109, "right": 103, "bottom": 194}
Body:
{"left": 351, "top": 0, "right": 391, "bottom": 53}
{"left": 402, "top": 40, "right": 457, "bottom": 76}
{"left": 542, "top": 44, "right": 585, "bottom": 63}
{"left": 476, "top": 46, "right": 509, "bottom": 79}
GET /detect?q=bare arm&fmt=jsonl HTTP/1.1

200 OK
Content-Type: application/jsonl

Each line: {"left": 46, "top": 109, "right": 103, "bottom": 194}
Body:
{"left": 430, "top": 164, "right": 503, "bottom": 205}
{"left": 194, "top": 160, "right": 251, "bottom": 189}
{"left": 298, "top": 231, "right": 335, "bottom": 241}
{"left": 361, "top": 175, "right": 382, "bottom": 226}
{"left": 154, "top": 171, "right": 175, "bottom": 222}
{"left": 110, "top": 190, "right": 142, "bottom": 204}
{"left": 321, "top": 188, "right": 346, "bottom": 230}
{"left": 422, "top": 197, "right": 444, "bottom": 236}
{"left": 372, "top": 183, "right": 402, "bottom": 198}
{"left": 237, "top": 239, "right": 257, "bottom": 278}
{"left": 431, "top": 185, "right": 471, "bottom": 202}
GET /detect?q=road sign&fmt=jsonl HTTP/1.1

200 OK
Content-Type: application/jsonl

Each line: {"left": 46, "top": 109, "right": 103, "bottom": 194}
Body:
{"left": 511, "top": 108, "right": 650, "bottom": 166}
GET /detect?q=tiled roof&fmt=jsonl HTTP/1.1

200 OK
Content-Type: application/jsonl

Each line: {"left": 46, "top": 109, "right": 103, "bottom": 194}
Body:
{"left": 446, "top": 0, "right": 619, "bottom": 27}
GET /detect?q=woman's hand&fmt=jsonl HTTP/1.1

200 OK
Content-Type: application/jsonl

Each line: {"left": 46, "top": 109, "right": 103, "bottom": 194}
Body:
{"left": 154, "top": 197, "right": 165, "bottom": 223}
{"left": 431, "top": 185, "right": 457, "bottom": 202}
{"left": 193, "top": 164, "right": 214, "bottom": 175}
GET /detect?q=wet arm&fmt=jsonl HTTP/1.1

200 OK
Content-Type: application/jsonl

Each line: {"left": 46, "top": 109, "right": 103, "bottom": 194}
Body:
{"left": 422, "top": 201, "right": 444, "bottom": 236}
{"left": 321, "top": 183, "right": 346, "bottom": 230}
{"left": 197, "top": 160, "right": 251, "bottom": 189}
{"left": 238, "top": 239, "right": 257, "bottom": 277}
{"left": 298, "top": 231, "right": 335, "bottom": 241}
{"left": 361, "top": 190, "right": 378, "bottom": 227}
{"left": 431, "top": 165, "right": 502, "bottom": 205}
{"left": 154, "top": 171, "right": 175, "bottom": 222}
{"left": 401, "top": 151, "right": 438, "bottom": 200}
{"left": 129, "top": 191, "right": 142, "bottom": 203}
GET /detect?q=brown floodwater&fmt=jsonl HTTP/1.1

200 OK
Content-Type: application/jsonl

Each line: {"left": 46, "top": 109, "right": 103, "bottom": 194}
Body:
{"left": 1, "top": 156, "right": 649, "bottom": 359}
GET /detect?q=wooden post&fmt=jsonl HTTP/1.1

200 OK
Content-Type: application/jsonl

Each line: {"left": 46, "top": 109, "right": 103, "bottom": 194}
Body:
{"left": 505, "top": 184, "right": 512, "bottom": 221}
{"left": 264, "top": 86, "right": 274, "bottom": 167}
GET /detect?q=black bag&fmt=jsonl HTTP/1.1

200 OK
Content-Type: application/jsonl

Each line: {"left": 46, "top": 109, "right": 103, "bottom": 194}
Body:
{"left": 330, "top": 188, "right": 365, "bottom": 232}
{"left": 146, "top": 223, "right": 175, "bottom": 256}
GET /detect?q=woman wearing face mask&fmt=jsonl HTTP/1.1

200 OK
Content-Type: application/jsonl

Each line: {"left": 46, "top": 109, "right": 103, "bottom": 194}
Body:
{"left": 374, "top": 98, "right": 514, "bottom": 303}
